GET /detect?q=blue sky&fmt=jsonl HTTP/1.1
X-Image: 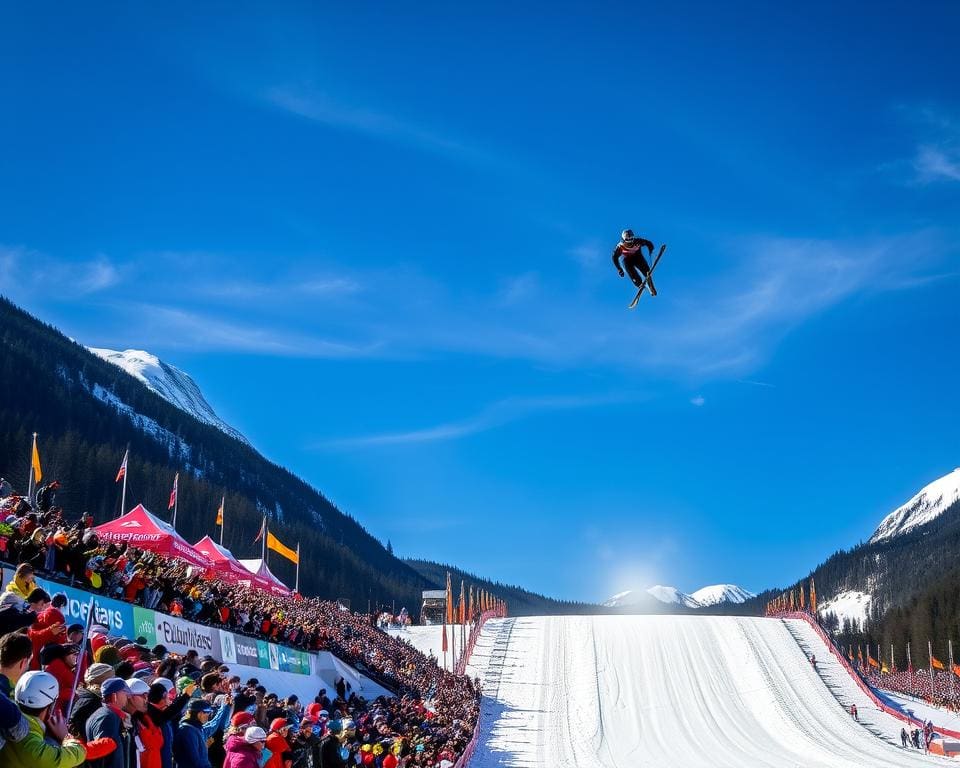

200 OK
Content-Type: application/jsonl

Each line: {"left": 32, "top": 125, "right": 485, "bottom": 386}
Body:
{"left": 2, "top": 3, "right": 959, "bottom": 603}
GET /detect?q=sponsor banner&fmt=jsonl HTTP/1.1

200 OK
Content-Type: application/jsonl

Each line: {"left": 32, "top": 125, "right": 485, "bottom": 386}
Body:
{"left": 256, "top": 640, "right": 270, "bottom": 669}
{"left": 219, "top": 630, "right": 237, "bottom": 664}
{"left": 35, "top": 577, "right": 134, "bottom": 636}
{"left": 278, "top": 647, "right": 311, "bottom": 675}
{"left": 268, "top": 642, "right": 280, "bottom": 671}
{"left": 133, "top": 607, "right": 157, "bottom": 648}
{"left": 234, "top": 636, "right": 261, "bottom": 668}
{"left": 152, "top": 613, "right": 221, "bottom": 657}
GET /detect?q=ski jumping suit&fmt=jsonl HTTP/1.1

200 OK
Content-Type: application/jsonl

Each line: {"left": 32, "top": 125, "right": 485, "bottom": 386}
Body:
{"left": 612, "top": 237, "right": 656, "bottom": 291}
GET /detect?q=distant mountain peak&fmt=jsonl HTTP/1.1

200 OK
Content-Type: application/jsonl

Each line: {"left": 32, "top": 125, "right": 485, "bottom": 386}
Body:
{"left": 604, "top": 583, "right": 754, "bottom": 609}
{"left": 869, "top": 468, "right": 960, "bottom": 543}
{"left": 88, "top": 347, "right": 248, "bottom": 445}
{"left": 690, "top": 584, "right": 755, "bottom": 607}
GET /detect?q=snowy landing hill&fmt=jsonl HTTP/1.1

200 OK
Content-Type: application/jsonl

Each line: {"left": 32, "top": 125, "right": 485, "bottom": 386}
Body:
{"left": 869, "top": 468, "right": 960, "bottom": 543}
{"left": 604, "top": 583, "right": 755, "bottom": 610}
{"left": 89, "top": 348, "right": 249, "bottom": 445}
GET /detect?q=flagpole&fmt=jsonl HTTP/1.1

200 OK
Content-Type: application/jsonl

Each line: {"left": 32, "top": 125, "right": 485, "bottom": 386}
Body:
{"left": 908, "top": 642, "right": 913, "bottom": 695}
{"left": 262, "top": 517, "right": 267, "bottom": 563}
{"left": 121, "top": 459, "right": 128, "bottom": 516}
{"left": 120, "top": 446, "right": 129, "bottom": 517}
{"left": 27, "top": 433, "right": 37, "bottom": 505}
{"left": 295, "top": 543, "right": 300, "bottom": 592}
{"left": 929, "top": 639, "right": 935, "bottom": 700}
{"left": 219, "top": 496, "right": 225, "bottom": 546}
{"left": 950, "top": 639, "right": 955, "bottom": 703}
{"left": 172, "top": 489, "right": 178, "bottom": 529}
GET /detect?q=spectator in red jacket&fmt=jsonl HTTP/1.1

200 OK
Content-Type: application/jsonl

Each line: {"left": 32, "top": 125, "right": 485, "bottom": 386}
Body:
{"left": 39, "top": 643, "right": 79, "bottom": 714}
{"left": 265, "top": 719, "right": 293, "bottom": 768}
{"left": 27, "top": 588, "right": 66, "bottom": 669}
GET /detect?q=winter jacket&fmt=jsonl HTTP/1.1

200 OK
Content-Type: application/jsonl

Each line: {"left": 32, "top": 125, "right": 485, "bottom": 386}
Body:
{"left": 223, "top": 734, "right": 262, "bottom": 768}
{"left": 86, "top": 704, "right": 129, "bottom": 768}
{"left": 29, "top": 607, "right": 66, "bottom": 671}
{"left": 0, "top": 712, "right": 86, "bottom": 768}
{"left": 43, "top": 658, "right": 75, "bottom": 714}
{"left": 0, "top": 673, "right": 29, "bottom": 752}
{"left": 131, "top": 712, "right": 164, "bottom": 768}
{"left": 173, "top": 718, "right": 212, "bottom": 768}
{"left": 264, "top": 733, "right": 291, "bottom": 768}
{"left": 317, "top": 735, "right": 345, "bottom": 768}
{"left": 67, "top": 686, "right": 101, "bottom": 738}
{"left": 1, "top": 577, "right": 34, "bottom": 610}
{"left": 148, "top": 694, "right": 190, "bottom": 768}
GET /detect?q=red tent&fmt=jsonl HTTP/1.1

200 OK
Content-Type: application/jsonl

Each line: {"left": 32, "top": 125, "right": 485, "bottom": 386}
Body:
{"left": 94, "top": 504, "right": 212, "bottom": 571}
{"left": 193, "top": 536, "right": 261, "bottom": 586}
{"left": 238, "top": 558, "right": 291, "bottom": 596}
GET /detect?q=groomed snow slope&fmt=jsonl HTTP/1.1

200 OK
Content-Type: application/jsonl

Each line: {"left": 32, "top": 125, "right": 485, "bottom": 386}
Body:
{"left": 466, "top": 615, "right": 939, "bottom": 767}
{"left": 386, "top": 624, "right": 464, "bottom": 672}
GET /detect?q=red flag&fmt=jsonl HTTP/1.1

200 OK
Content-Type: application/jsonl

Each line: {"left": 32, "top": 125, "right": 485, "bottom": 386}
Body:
{"left": 115, "top": 450, "right": 128, "bottom": 483}
{"left": 253, "top": 516, "right": 266, "bottom": 544}
{"left": 168, "top": 472, "right": 178, "bottom": 510}
{"left": 442, "top": 621, "right": 448, "bottom": 653}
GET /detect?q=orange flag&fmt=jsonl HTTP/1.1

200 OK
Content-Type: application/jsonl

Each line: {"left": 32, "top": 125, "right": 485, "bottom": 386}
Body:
{"left": 932, "top": 656, "right": 945, "bottom": 671}
{"left": 446, "top": 573, "right": 454, "bottom": 625}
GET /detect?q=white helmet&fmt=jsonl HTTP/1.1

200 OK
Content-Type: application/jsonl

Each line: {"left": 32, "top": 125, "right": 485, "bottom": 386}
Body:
{"left": 244, "top": 726, "right": 267, "bottom": 743}
{"left": 14, "top": 670, "right": 59, "bottom": 709}
{"left": 621, "top": 229, "right": 635, "bottom": 242}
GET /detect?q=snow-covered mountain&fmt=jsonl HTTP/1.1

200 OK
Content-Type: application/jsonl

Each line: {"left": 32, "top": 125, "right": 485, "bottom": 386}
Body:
{"left": 817, "top": 590, "right": 871, "bottom": 630}
{"left": 602, "top": 590, "right": 636, "bottom": 608}
{"left": 604, "top": 584, "right": 754, "bottom": 609}
{"left": 89, "top": 348, "right": 248, "bottom": 445}
{"left": 869, "top": 468, "right": 960, "bottom": 543}
{"left": 690, "top": 584, "right": 755, "bottom": 607}
{"left": 646, "top": 585, "right": 702, "bottom": 609}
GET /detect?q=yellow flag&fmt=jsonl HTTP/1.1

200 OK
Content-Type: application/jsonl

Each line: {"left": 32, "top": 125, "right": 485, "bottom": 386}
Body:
{"left": 31, "top": 436, "right": 42, "bottom": 483}
{"left": 215, "top": 496, "right": 224, "bottom": 526}
{"left": 267, "top": 530, "right": 299, "bottom": 564}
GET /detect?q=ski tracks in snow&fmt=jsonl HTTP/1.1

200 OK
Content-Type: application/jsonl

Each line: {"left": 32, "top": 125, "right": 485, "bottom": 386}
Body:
{"left": 467, "top": 615, "right": 941, "bottom": 767}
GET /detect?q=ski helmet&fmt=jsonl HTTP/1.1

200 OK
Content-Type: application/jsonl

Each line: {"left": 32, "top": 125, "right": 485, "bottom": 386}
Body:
{"left": 14, "top": 670, "right": 59, "bottom": 709}
{"left": 620, "top": 229, "right": 635, "bottom": 242}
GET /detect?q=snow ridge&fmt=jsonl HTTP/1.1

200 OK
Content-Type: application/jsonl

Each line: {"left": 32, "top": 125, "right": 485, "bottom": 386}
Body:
{"left": 869, "top": 468, "right": 960, "bottom": 543}
{"left": 89, "top": 348, "right": 248, "bottom": 445}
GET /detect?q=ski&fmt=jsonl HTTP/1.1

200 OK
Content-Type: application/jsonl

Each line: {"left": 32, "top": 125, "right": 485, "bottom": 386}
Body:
{"left": 628, "top": 244, "right": 666, "bottom": 309}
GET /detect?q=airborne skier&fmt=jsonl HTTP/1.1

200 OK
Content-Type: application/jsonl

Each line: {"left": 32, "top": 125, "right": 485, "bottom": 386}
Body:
{"left": 612, "top": 229, "right": 657, "bottom": 296}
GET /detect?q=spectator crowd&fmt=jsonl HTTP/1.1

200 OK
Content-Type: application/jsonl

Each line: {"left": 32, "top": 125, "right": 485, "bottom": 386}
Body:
{"left": 866, "top": 667, "right": 960, "bottom": 713}
{"left": 0, "top": 480, "right": 482, "bottom": 768}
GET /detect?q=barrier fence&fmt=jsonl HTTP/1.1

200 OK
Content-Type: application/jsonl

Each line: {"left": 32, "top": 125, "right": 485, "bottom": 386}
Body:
{"left": 772, "top": 610, "right": 960, "bottom": 740}
{"left": 453, "top": 606, "right": 507, "bottom": 768}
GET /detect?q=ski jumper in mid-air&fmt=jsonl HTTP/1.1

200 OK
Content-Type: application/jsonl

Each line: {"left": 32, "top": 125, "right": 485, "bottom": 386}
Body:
{"left": 612, "top": 229, "right": 657, "bottom": 295}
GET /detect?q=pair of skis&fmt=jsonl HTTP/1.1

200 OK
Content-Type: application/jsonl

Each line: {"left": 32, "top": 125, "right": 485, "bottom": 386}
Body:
{"left": 628, "top": 244, "right": 666, "bottom": 309}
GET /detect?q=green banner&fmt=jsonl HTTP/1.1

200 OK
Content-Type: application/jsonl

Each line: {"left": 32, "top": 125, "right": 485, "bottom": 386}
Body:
{"left": 133, "top": 606, "right": 157, "bottom": 647}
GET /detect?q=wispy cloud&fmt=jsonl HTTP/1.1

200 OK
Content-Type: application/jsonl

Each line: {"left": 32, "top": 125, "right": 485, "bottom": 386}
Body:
{"left": 891, "top": 104, "right": 960, "bottom": 185}
{"left": 76, "top": 254, "right": 121, "bottom": 294}
{"left": 0, "top": 245, "right": 122, "bottom": 296}
{"left": 320, "top": 393, "right": 638, "bottom": 449}
{"left": 105, "top": 304, "right": 382, "bottom": 359}
{"left": 498, "top": 272, "right": 540, "bottom": 305}
{"left": 914, "top": 145, "right": 960, "bottom": 183}
{"left": 690, "top": 395, "right": 705, "bottom": 407}
{"left": 264, "top": 86, "right": 497, "bottom": 167}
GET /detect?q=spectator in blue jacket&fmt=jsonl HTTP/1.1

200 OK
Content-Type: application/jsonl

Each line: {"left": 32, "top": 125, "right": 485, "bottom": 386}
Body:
{"left": 175, "top": 698, "right": 225, "bottom": 768}
{"left": 85, "top": 678, "right": 131, "bottom": 768}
